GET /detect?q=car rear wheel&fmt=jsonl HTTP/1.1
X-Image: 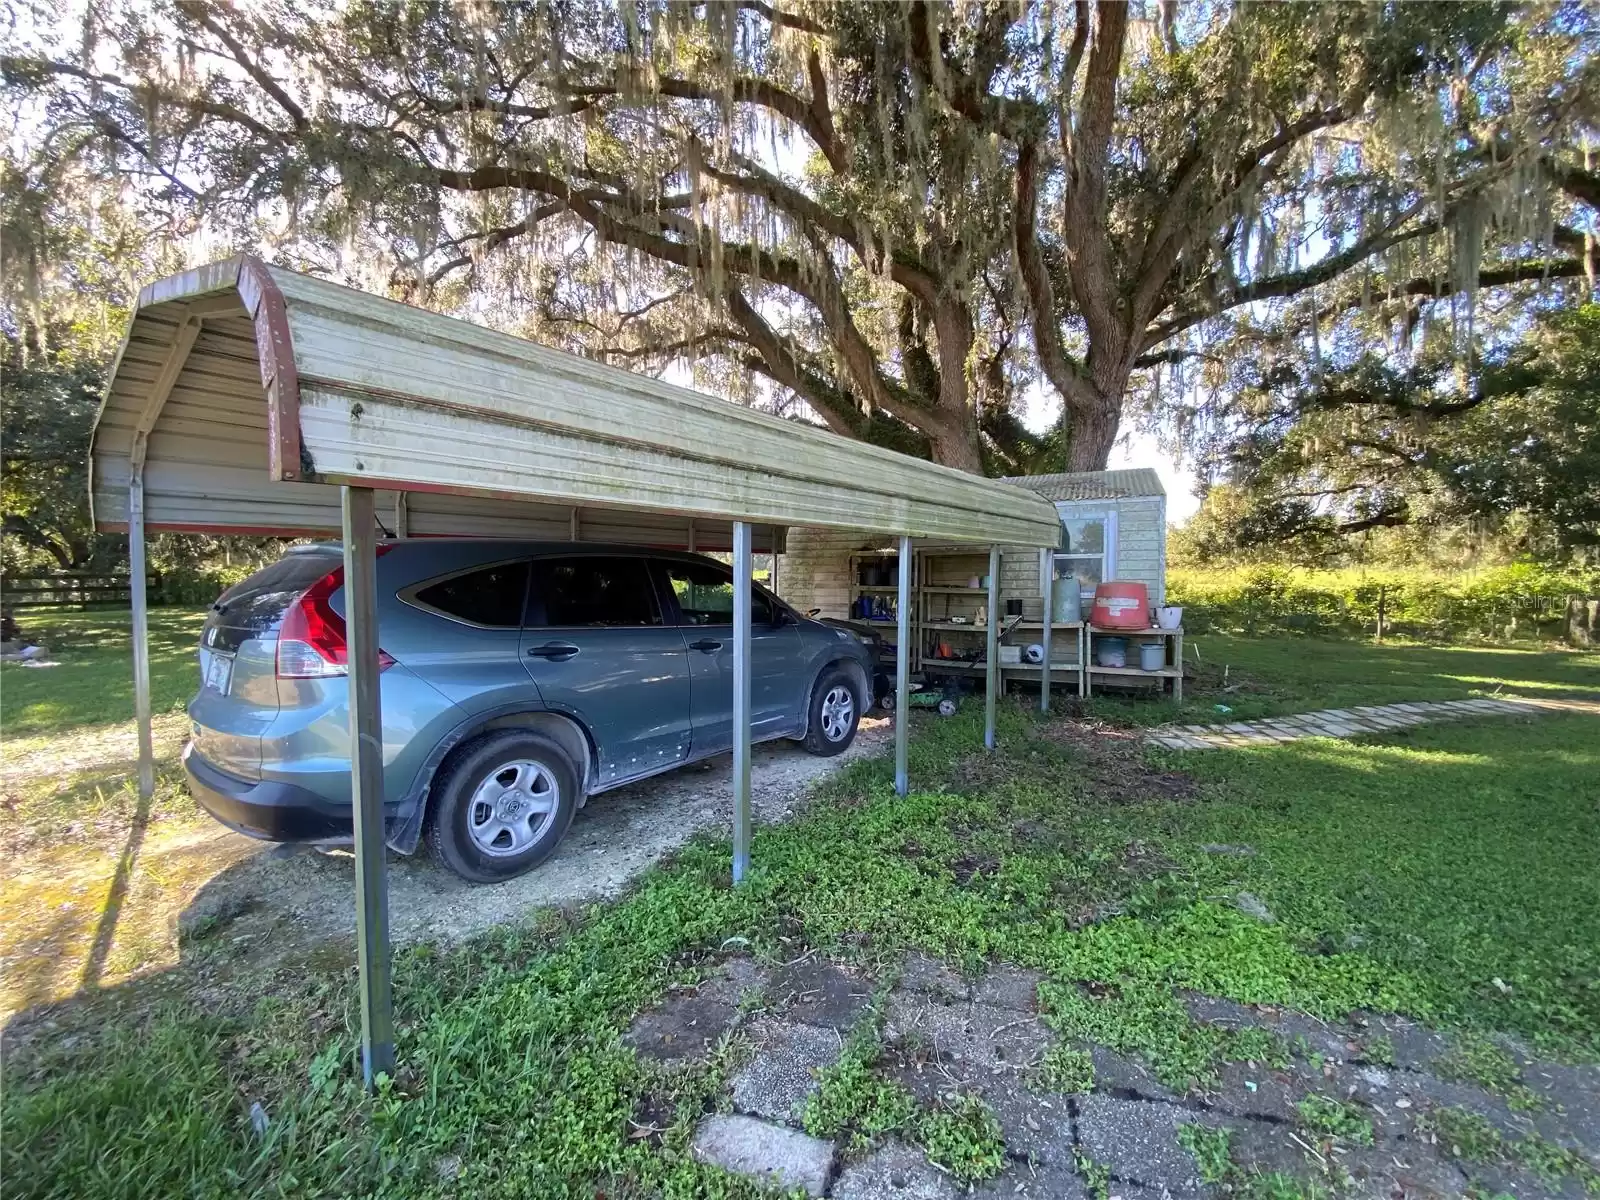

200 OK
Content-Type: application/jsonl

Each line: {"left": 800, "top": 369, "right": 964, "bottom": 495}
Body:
{"left": 801, "top": 668, "right": 861, "bottom": 756}
{"left": 424, "top": 730, "right": 579, "bottom": 883}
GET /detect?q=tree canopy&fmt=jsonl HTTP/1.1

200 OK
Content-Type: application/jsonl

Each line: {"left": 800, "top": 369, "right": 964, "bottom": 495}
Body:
{"left": 4, "top": 0, "right": 1598, "bottom": 483}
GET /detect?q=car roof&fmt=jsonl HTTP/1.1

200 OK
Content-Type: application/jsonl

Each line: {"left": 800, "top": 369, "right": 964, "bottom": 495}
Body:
{"left": 376, "top": 539, "right": 726, "bottom": 563}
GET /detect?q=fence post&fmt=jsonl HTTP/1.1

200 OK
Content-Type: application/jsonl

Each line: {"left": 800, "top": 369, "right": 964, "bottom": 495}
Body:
{"left": 1375, "top": 584, "right": 1386, "bottom": 643}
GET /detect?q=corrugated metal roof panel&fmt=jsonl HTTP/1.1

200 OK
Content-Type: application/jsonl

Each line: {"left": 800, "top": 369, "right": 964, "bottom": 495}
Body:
{"left": 1001, "top": 469, "right": 1165, "bottom": 501}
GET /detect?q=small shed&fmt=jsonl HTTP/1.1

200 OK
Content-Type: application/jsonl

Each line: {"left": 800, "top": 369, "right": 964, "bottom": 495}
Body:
{"left": 782, "top": 468, "right": 1168, "bottom": 619}
{"left": 778, "top": 469, "right": 1169, "bottom": 697}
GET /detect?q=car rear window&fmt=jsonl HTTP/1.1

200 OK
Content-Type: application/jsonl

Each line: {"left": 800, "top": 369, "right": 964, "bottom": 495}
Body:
{"left": 413, "top": 561, "right": 530, "bottom": 628}
{"left": 531, "top": 557, "right": 660, "bottom": 627}
{"left": 204, "top": 550, "right": 340, "bottom": 653}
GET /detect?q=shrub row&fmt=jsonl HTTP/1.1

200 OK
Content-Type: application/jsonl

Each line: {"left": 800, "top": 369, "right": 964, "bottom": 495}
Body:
{"left": 1168, "top": 563, "right": 1600, "bottom": 643}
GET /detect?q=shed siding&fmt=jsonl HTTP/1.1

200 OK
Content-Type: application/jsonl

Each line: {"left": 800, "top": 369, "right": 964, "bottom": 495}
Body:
{"left": 778, "top": 477, "right": 1168, "bottom": 614}
{"left": 781, "top": 527, "right": 895, "bottom": 617}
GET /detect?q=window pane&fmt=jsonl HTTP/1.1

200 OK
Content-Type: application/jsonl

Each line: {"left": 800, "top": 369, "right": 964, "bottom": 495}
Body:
{"left": 1060, "top": 517, "right": 1105, "bottom": 554}
{"left": 1054, "top": 554, "right": 1104, "bottom": 596}
{"left": 535, "top": 557, "right": 660, "bottom": 627}
{"left": 663, "top": 560, "right": 772, "bottom": 626}
{"left": 415, "top": 562, "right": 529, "bottom": 627}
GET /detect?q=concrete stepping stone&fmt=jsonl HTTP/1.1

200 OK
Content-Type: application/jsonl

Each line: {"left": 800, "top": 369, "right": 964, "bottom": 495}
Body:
{"left": 900, "top": 952, "right": 971, "bottom": 1003}
{"left": 690, "top": 1113, "right": 834, "bottom": 1197}
{"left": 1147, "top": 693, "right": 1600, "bottom": 751}
{"left": 972, "top": 965, "right": 1044, "bottom": 1013}
{"left": 832, "top": 1140, "right": 960, "bottom": 1200}
{"left": 730, "top": 1018, "right": 844, "bottom": 1122}
{"left": 884, "top": 993, "right": 1054, "bottom": 1079}
{"left": 1075, "top": 1094, "right": 1207, "bottom": 1197}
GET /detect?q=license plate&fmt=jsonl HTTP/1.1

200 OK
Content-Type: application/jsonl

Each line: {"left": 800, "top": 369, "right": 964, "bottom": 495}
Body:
{"left": 203, "top": 651, "right": 234, "bottom": 695}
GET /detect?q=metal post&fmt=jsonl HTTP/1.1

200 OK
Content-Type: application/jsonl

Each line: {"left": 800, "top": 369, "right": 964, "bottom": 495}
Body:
{"left": 1039, "top": 548, "right": 1053, "bottom": 714}
{"left": 985, "top": 545, "right": 1000, "bottom": 750}
{"left": 732, "top": 521, "right": 753, "bottom": 884}
{"left": 342, "top": 485, "right": 395, "bottom": 1087}
{"left": 894, "top": 534, "right": 912, "bottom": 796}
{"left": 128, "top": 474, "right": 155, "bottom": 801}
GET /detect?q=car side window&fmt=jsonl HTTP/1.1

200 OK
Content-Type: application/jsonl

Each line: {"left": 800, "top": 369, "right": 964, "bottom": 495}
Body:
{"left": 661, "top": 560, "right": 773, "bottom": 626}
{"left": 531, "top": 557, "right": 661, "bottom": 627}
{"left": 413, "top": 561, "right": 530, "bottom": 628}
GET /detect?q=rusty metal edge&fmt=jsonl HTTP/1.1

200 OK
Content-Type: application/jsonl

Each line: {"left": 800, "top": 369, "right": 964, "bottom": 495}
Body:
{"left": 236, "top": 256, "right": 304, "bottom": 483}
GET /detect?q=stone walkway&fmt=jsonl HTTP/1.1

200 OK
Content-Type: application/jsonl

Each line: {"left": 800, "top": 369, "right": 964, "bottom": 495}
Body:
{"left": 1147, "top": 696, "right": 1600, "bottom": 751}
{"left": 624, "top": 953, "right": 1600, "bottom": 1198}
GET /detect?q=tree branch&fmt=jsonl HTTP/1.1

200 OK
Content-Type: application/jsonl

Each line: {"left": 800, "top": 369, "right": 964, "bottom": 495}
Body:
{"left": 174, "top": 1, "right": 307, "bottom": 131}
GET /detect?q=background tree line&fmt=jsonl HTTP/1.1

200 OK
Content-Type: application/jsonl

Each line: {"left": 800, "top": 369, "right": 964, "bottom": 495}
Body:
{"left": 3, "top": 0, "right": 1596, "bottom": 576}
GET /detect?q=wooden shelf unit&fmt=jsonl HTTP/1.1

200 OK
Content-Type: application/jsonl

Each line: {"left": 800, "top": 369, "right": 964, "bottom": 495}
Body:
{"left": 1085, "top": 626, "right": 1184, "bottom": 702}
{"left": 847, "top": 550, "right": 905, "bottom": 634}
{"left": 914, "top": 546, "right": 1086, "bottom": 695}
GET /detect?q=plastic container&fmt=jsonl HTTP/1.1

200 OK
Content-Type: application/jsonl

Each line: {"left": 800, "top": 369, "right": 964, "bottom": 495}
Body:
{"left": 1095, "top": 636, "right": 1128, "bottom": 668}
{"left": 1092, "top": 581, "right": 1151, "bottom": 629}
{"left": 1156, "top": 606, "right": 1183, "bottom": 630}
{"left": 1139, "top": 641, "right": 1165, "bottom": 671}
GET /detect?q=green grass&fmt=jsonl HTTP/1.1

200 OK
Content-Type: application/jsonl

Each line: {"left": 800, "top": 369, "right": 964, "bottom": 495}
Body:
{"left": 1086, "top": 632, "right": 1600, "bottom": 725}
{"left": 3, "top": 635, "right": 1598, "bottom": 1197}
{"left": 1, "top": 608, "right": 207, "bottom": 737}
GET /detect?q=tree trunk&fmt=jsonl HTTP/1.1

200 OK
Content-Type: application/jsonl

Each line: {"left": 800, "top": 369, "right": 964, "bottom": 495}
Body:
{"left": 1064, "top": 388, "right": 1121, "bottom": 471}
{"left": 930, "top": 425, "right": 984, "bottom": 473}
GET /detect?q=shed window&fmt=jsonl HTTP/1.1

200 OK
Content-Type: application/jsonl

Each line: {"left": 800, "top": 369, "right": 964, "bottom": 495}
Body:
{"left": 1052, "top": 510, "right": 1118, "bottom": 599}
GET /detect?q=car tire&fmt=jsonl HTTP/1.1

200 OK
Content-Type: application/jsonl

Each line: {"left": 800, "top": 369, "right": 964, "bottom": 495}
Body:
{"left": 801, "top": 667, "right": 861, "bottom": 757}
{"left": 424, "top": 730, "right": 579, "bottom": 883}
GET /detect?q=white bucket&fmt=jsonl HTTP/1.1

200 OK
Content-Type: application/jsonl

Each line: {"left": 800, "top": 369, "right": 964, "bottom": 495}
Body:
{"left": 1157, "top": 606, "right": 1183, "bottom": 630}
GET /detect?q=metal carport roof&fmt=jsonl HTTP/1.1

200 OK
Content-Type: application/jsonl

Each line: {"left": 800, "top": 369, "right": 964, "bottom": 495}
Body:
{"left": 89, "top": 256, "right": 1060, "bottom": 548}
{"left": 89, "top": 254, "right": 1063, "bottom": 1088}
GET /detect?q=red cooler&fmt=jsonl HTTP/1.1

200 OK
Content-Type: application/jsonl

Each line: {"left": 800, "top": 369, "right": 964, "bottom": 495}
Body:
{"left": 1092, "top": 581, "right": 1150, "bottom": 629}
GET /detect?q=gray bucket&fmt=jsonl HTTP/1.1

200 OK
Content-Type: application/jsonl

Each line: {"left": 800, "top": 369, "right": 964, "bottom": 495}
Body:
{"left": 1139, "top": 641, "right": 1165, "bottom": 671}
{"left": 1095, "top": 636, "right": 1127, "bottom": 668}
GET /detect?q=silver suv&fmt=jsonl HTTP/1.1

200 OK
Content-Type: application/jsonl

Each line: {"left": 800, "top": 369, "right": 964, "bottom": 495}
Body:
{"left": 185, "top": 541, "right": 872, "bottom": 882}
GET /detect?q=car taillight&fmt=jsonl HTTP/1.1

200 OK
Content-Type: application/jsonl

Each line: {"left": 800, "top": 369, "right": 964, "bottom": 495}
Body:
{"left": 276, "top": 566, "right": 396, "bottom": 679}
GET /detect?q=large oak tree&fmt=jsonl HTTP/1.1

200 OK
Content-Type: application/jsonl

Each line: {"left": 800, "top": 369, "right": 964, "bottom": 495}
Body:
{"left": 6, "top": 1, "right": 1596, "bottom": 472}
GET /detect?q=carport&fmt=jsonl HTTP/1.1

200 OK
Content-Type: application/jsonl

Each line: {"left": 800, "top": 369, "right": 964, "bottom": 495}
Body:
{"left": 88, "top": 255, "right": 1062, "bottom": 1084}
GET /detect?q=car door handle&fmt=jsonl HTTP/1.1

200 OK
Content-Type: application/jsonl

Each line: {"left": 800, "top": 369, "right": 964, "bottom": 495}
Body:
{"left": 688, "top": 639, "right": 722, "bottom": 653}
{"left": 527, "top": 642, "right": 581, "bottom": 661}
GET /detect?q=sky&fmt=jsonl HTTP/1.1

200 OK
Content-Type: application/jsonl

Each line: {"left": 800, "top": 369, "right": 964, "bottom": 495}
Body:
{"left": 1017, "top": 384, "right": 1201, "bottom": 524}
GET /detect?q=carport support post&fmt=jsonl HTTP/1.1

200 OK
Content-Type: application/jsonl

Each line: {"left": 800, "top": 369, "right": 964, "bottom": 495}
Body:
{"left": 342, "top": 485, "right": 395, "bottom": 1087}
{"left": 894, "top": 535, "right": 912, "bottom": 796}
{"left": 128, "top": 473, "right": 155, "bottom": 801}
{"left": 985, "top": 546, "right": 1000, "bottom": 750}
{"left": 732, "top": 521, "right": 753, "bottom": 884}
{"left": 1039, "top": 548, "right": 1053, "bottom": 714}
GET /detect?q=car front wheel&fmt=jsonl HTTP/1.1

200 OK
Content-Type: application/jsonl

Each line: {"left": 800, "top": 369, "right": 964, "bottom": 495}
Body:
{"left": 801, "top": 668, "right": 861, "bottom": 756}
{"left": 424, "top": 730, "right": 579, "bottom": 883}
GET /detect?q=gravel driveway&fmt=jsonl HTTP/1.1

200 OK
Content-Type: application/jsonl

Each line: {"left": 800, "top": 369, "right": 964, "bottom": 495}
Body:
{"left": 184, "top": 717, "right": 890, "bottom": 950}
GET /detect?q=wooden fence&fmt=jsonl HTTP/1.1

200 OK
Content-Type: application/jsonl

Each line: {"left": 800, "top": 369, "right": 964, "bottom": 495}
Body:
{"left": 0, "top": 573, "right": 156, "bottom": 610}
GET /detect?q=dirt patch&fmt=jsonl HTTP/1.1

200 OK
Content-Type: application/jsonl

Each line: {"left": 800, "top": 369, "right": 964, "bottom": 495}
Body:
{"left": 1040, "top": 714, "right": 1198, "bottom": 803}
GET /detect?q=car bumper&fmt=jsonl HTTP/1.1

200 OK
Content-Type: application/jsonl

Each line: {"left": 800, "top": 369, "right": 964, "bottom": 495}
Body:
{"left": 184, "top": 742, "right": 407, "bottom": 844}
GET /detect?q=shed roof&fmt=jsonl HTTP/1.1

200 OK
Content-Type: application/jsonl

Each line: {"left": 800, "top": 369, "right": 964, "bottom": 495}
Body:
{"left": 1003, "top": 468, "right": 1165, "bottom": 503}
{"left": 90, "top": 256, "right": 1062, "bottom": 548}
